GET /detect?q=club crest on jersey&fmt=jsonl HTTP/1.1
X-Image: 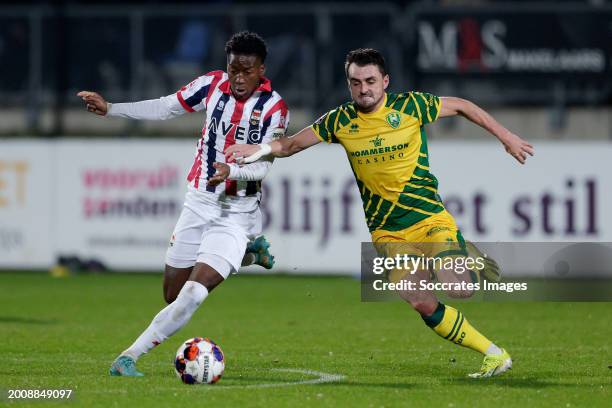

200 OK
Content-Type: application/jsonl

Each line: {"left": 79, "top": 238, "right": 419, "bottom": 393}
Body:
{"left": 386, "top": 112, "right": 401, "bottom": 129}
{"left": 217, "top": 100, "right": 225, "bottom": 111}
{"left": 250, "top": 109, "right": 262, "bottom": 126}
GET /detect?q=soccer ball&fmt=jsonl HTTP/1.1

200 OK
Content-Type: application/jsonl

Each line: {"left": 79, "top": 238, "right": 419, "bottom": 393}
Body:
{"left": 174, "top": 337, "right": 225, "bottom": 384}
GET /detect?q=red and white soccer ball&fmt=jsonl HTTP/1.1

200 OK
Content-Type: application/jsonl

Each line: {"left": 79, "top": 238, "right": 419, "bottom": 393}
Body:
{"left": 174, "top": 337, "right": 225, "bottom": 384}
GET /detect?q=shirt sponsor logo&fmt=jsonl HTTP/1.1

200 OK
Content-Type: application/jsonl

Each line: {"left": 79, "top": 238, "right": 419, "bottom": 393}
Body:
{"left": 369, "top": 135, "right": 385, "bottom": 147}
{"left": 350, "top": 142, "right": 409, "bottom": 158}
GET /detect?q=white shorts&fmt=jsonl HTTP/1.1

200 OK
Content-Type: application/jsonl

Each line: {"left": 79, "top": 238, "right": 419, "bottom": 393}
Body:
{"left": 165, "top": 190, "right": 262, "bottom": 278}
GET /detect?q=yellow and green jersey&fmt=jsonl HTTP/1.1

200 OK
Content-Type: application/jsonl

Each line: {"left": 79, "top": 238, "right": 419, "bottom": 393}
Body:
{"left": 311, "top": 92, "right": 445, "bottom": 232}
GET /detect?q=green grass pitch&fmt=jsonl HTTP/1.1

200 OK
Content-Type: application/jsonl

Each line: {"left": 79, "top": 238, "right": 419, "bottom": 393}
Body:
{"left": 1, "top": 272, "right": 610, "bottom": 407}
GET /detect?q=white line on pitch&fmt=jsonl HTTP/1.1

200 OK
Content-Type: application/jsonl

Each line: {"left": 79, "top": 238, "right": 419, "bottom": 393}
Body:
{"left": 91, "top": 368, "right": 346, "bottom": 392}
{"left": 220, "top": 368, "right": 346, "bottom": 389}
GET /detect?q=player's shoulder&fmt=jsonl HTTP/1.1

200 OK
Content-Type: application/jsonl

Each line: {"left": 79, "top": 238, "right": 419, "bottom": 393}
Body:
{"left": 386, "top": 91, "right": 437, "bottom": 114}
{"left": 197, "top": 70, "right": 228, "bottom": 90}
{"left": 315, "top": 101, "right": 357, "bottom": 132}
{"left": 185, "top": 70, "right": 227, "bottom": 92}
{"left": 385, "top": 91, "right": 410, "bottom": 107}
{"left": 262, "top": 90, "right": 288, "bottom": 115}
{"left": 261, "top": 91, "right": 289, "bottom": 127}
{"left": 262, "top": 79, "right": 286, "bottom": 103}
{"left": 202, "top": 70, "right": 227, "bottom": 80}
{"left": 267, "top": 90, "right": 286, "bottom": 105}
{"left": 387, "top": 90, "right": 434, "bottom": 100}
{"left": 251, "top": 78, "right": 285, "bottom": 107}
{"left": 325, "top": 101, "right": 358, "bottom": 119}
{"left": 340, "top": 100, "right": 358, "bottom": 115}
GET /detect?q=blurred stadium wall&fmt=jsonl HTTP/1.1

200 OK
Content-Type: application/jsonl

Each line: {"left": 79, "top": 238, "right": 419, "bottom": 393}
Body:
{"left": 1, "top": 1, "right": 611, "bottom": 273}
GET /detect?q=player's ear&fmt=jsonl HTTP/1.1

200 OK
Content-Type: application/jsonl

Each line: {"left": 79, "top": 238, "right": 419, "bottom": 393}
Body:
{"left": 259, "top": 63, "right": 266, "bottom": 76}
{"left": 383, "top": 74, "right": 390, "bottom": 90}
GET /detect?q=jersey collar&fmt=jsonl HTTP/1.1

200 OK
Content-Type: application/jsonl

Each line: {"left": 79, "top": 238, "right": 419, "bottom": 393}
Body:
{"left": 218, "top": 77, "right": 272, "bottom": 95}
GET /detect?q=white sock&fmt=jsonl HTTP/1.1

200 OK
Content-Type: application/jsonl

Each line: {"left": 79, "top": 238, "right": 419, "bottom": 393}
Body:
{"left": 122, "top": 281, "right": 208, "bottom": 361}
{"left": 241, "top": 252, "right": 257, "bottom": 266}
{"left": 486, "top": 342, "right": 503, "bottom": 356}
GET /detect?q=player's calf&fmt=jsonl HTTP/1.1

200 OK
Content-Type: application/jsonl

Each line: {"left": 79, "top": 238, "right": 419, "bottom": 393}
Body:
{"left": 163, "top": 264, "right": 194, "bottom": 304}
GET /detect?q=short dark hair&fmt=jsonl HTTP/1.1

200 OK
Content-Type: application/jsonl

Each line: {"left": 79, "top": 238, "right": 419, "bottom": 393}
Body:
{"left": 225, "top": 31, "right": 268, "bottom": 63}
{"left": 345, "top": 48, "right": 387, "bottom": 77}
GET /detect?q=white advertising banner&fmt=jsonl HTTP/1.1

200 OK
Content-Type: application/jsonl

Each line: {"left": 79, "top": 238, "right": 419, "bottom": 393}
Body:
{"left": 54, "top": 140, "right": 194, "bottom": 270}
{"left": 0, "top": 140, "right": 54, "bottom": 268}
{"left": 431, "top": 142, "right": 608, "bottom": 242}
{"left": 0, "top": 139, "right": 610, "bottom": 274}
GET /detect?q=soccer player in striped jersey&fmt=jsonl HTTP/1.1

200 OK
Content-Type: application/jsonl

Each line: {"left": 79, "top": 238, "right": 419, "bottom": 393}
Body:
{"left": 78, "top": 32, "right": 289, "bottom": 376}
{"left": 225, "top": 48, "right": 534, "bottom": 378}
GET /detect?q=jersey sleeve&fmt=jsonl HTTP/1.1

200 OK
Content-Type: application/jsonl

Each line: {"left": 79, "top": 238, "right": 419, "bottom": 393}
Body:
{"left": 107, "top": 94, "right": 185, "bottom": 120}
{"left": 310, "top": 108, "right": 341, "bottom": 144}
{"left": 261, "top": 96, "right": 290, "bottom": 144}
{"left": 407, "top": 91, "right": 441, "bottom": 125}
{"left": 176, "top": 70, "right": 224, "bottom": 113}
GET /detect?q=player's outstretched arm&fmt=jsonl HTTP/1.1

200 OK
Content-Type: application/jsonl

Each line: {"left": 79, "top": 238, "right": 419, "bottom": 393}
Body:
{"left": 439, "top": 96, "right": 534, "bottom": 164}
{"left": 224, "top": 127, "right": 321, "bottom": 164}
{"left": 76, "top": 90, "right": 187, "bottom": 121}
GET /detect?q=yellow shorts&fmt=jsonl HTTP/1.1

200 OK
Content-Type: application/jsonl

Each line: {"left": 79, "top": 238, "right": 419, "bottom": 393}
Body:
{"left": 371, "top": 210, "right": 468, "bottom": 281}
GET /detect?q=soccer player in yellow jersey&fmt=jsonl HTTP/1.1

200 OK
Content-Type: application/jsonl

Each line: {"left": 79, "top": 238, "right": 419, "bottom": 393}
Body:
{"left": 224, "top": 48, "right": 534, "bottom": 378}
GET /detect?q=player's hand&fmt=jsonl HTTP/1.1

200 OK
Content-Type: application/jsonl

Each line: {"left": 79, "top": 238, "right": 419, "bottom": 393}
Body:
{"left": 225, "top": 144, "right": 262, "bottom": 165}
{"left": 76, "top": 91, "right": 108, "bottom": 116}
{"left": 501, "top": 133, "right": 534, "bottom": 164}
{"left": 207, "top": 162, "right": 230, "bottom": 187}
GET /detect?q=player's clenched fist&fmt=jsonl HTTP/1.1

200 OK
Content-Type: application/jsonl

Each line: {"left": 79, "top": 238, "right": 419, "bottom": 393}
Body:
{"left": 77, "top": 91, "right": 108, "bottom": 116}
{"left": 207, "top": 162, "right": 231, "bottom": 187}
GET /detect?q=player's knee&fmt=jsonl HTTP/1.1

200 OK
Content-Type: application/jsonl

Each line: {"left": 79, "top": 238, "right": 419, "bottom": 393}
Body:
{"left": 192, "top": 255, "right": 232, "bottom": 291}
{"left": 410, "top": 300, "right": 437, "bottom": 316}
